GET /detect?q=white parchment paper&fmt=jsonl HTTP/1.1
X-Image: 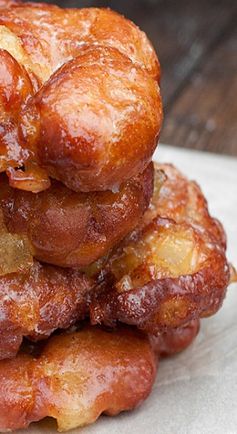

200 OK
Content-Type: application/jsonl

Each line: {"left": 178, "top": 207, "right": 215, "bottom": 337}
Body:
{"left": 19, "top": 145, "right": 237, "bottom": 434}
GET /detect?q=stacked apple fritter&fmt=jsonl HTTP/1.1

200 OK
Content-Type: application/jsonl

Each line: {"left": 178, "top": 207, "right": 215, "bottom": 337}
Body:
{"left": 0, "top": 1, "right": 232, "bottom": 432}
{"left": 0, "top": 163, "right": 231, "bottom": 432}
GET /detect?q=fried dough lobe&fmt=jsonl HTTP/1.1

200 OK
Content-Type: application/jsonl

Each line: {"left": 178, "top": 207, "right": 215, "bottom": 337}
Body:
{"left": 0, "top": 163, "right": 154, "bottom": 267}
{"left": 150, "top": 319, "right": 200, "bottom": 357}
{"left": 0, "top": 326, "right": 157, "bottom": 432}
{"left": 0, "top": 1, "right": 162, "bottom": 192}
{"left": 0, "top": 319, "right": 200, "bottom": 431}
{"left": 0, "top": 261, "right": 93, "bottom": 360}
{"left": 90, "top": 164, "right": 230, "bottom": 334}
{"left": 0, "top": 1, "right": 159, "bottom": 81}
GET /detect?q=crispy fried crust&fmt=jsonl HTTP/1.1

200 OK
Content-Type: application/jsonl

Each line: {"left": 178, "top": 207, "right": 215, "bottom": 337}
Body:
{"left": 0, "top": 1, "right": 162, "bottom": 192}
{"left": 90, "top": 164, "right": 230, "bottom": 334}
{"left": 0, "top": 261, "right": 93, "bottom": 360}
{"left": 0, "top": 163, "right": 154, "bottom": 267}
{"left": 0, "top": 326, "right": 157, "bottom": 432}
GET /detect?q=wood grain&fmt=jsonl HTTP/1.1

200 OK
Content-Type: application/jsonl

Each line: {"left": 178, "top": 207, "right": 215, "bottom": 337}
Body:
{"left": 94, "top": 0, "right": 236, "bottom": 106}
{"left": 161, "top": 25, "right": 237, "bottom": 155}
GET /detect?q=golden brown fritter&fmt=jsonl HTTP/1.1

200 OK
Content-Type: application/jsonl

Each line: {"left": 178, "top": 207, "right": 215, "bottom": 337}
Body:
{"left": 0, "top": 163, "right": 154, "bottom": 267}
{"left": 0, "top": 261, "right": 93, "bottom": 360}
{"left": 90, "top": 164, "right": 230, "bottom": 334}
{"left": 0, "top": 165, "right": 229, "bottom": 357}
{"left": 0, "top": 321, "right": 200, "bottom": 431}
{"left": 0, "top": 326, "right": 157, "bottom": 432}
{"left": 0, "top": 163, "right": 230, "bottom": 360}
{"left": 0, "top": 1, "right": 162, "bottom": 192}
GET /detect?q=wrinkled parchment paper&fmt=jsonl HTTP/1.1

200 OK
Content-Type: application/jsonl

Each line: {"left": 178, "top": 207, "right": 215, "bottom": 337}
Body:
{"left": 19, "top": 145, "right": 237, "bottom": 434}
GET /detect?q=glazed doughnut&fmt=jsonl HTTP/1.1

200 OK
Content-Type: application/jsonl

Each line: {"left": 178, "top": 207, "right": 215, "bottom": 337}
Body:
{"left": 0, "top": 326, "right": 157, "bottom": 432}
{"left": 0, "top": 261, "right": 93, "bottom": 360}
{"left": 90, "top": 164, "right": 230, "bottom": 334}
{"left": 0, "top": 1, "right": 162, "bottom": 192}
{"left": 0, "top": 163, "right": 154, "bottom": 268}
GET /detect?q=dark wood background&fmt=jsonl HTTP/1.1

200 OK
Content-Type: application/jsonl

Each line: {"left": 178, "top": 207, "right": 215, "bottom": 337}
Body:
{"left": 37, "top": 0, "right": 237, "bottom": 156}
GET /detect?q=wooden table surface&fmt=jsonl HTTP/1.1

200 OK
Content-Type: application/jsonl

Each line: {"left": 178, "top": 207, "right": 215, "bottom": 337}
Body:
{"left": 40, "top": 0, "right": 237, "bottom": 156}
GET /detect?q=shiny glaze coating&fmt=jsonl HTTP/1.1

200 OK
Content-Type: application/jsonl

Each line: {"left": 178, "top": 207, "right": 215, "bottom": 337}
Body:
{"left": 0, "top": 0, "right": 20, "bottom": 7}
{"left": 0, "top": 163, "right": 229, "bottom": 359}
{"left": 0, "top": 1, "right": 162, "bottom": 192}
{"left": 143, "top": 163, "right": 227, "bottom": 245}
{"left": 150, "top": 319, "right": 200, "bottom": 357}
{"left": 0, "top": 163, "right": 154, "bottom": 267}
{"left": 90, "top": 164, "right": 230, "bottom": 334}
{"left": 0, "top": 49, "right": 33, "bottom": 172}
{"left": 0, "top": 1, "right": 159, "bottom": 82}
{"left": 27, "top": 46, "right": 162, "bottom": 192}
{"left": 0, "top": 207, "right": 33, "bottom": 276}
{"left": 0, "top": 326, "right": 157, "bottom": 432}
{"left": 0, "top": 261, "right": 93, "bottom": 360}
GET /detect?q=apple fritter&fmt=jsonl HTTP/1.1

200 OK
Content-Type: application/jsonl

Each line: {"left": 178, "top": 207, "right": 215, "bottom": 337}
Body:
{"left": 90, "top": 164, "right": 230, "bottom": 334}
{"left": 0, "top": 326, "right": 157, "bottom": 432}
{"left": 0, "top": 163, "right": 230, "bottom": 359}
{"left": 0, "top": 1, "right": 162, "bottom": 192}
{"left": 0, "top": 261, "right": 93, "bottom": 360}
{"left": 0, "top": 163, "right": 154, "bottom": 268}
